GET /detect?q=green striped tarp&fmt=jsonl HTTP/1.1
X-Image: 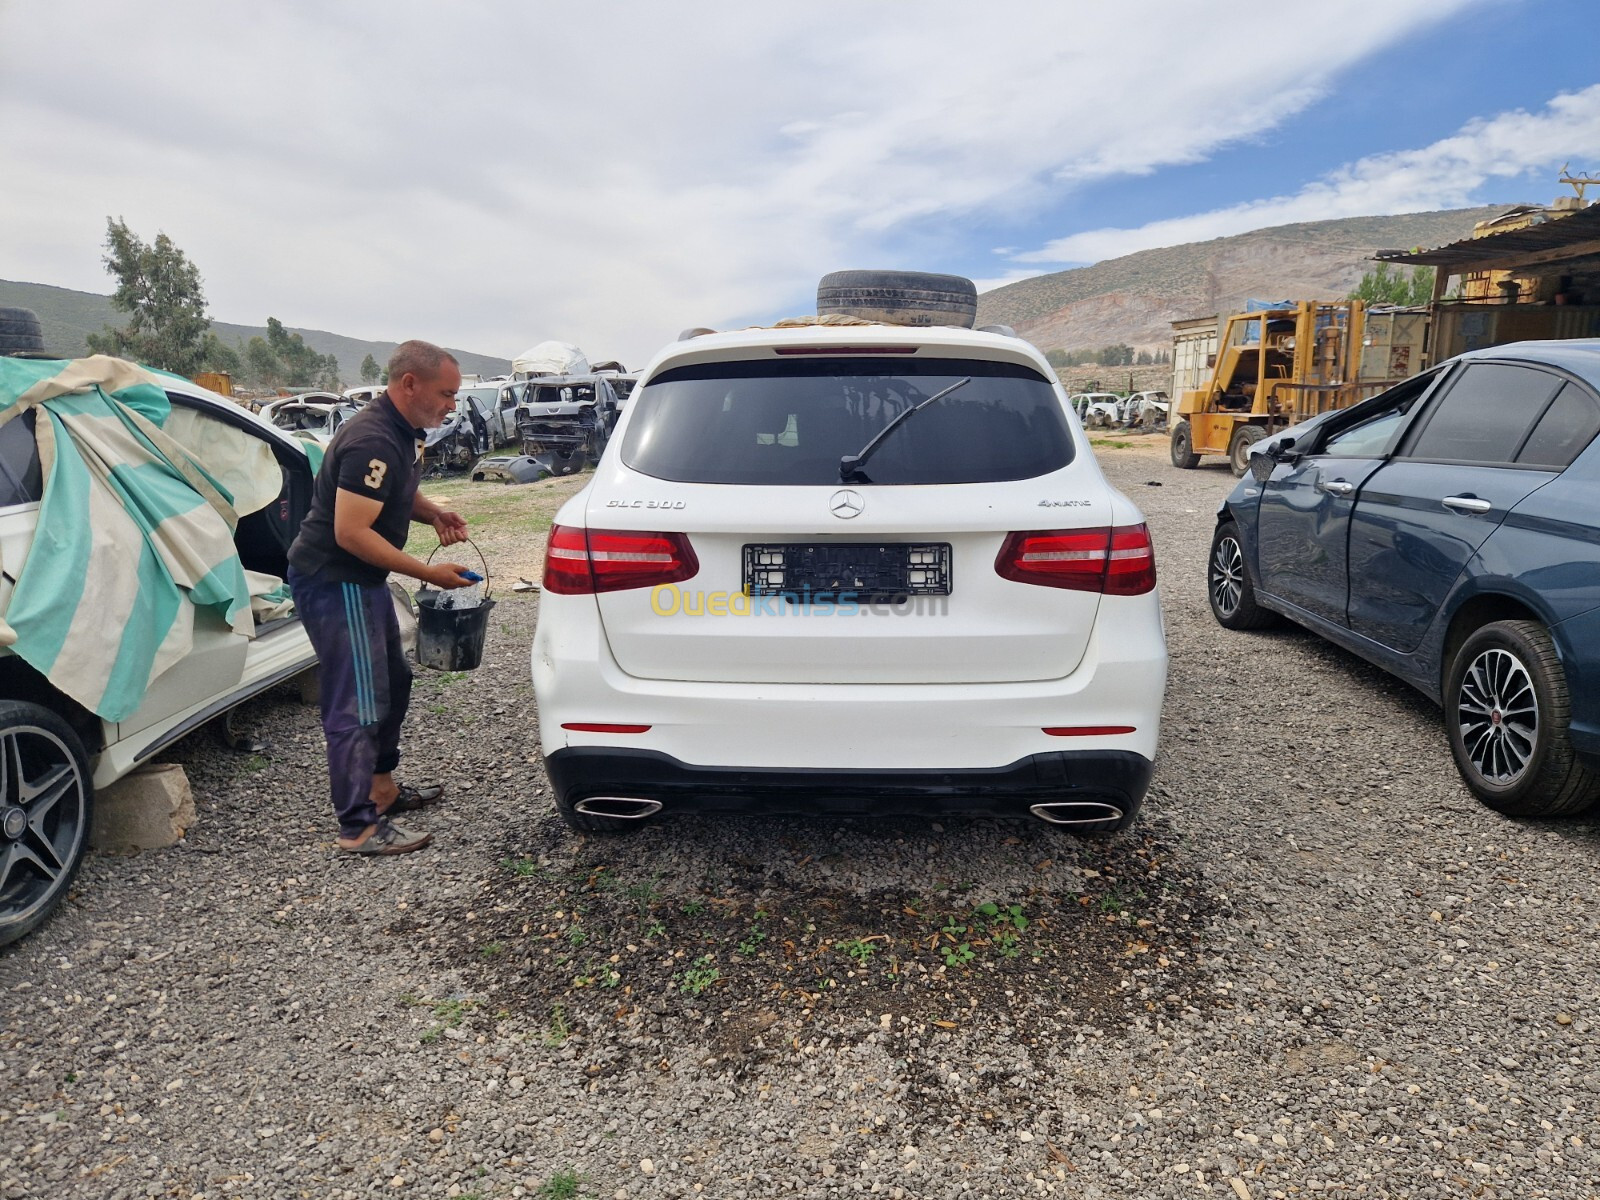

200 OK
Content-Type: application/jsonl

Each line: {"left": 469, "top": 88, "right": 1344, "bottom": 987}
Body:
{"left": 0, "top": 356, "right": 254, "bottom": 722}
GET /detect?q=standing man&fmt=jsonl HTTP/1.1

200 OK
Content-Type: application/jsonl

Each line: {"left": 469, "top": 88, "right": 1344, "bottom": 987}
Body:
{"left": 288, "top": 340, "right": 476, "bottom": 855}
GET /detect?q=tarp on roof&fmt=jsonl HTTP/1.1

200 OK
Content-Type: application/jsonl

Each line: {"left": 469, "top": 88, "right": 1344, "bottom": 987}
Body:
{"left": 512, "top": 341, "right": 588, "bottom": 377}
{"left": 0, "top": 356, "right": 254, "bottom": 721}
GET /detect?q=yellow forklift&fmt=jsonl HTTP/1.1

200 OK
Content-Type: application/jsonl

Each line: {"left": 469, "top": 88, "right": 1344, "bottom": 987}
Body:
{"left": 1170, "top": 300, "right": 1407, "bottom": 475}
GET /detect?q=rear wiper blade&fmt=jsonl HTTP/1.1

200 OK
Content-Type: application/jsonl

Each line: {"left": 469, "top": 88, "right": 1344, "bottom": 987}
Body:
{"left": 840, "top": 377, "right": 970, "bottom": 480}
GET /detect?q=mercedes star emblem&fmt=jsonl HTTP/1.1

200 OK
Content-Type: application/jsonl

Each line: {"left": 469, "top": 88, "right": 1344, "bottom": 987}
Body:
{"left": 829, "top": 489, "right": 865, "bottom": 519}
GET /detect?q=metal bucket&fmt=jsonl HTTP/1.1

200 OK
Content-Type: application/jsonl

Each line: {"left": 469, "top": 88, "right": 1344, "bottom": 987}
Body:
{"left": 415, "top": 539, "right": 492, "bottom": 671}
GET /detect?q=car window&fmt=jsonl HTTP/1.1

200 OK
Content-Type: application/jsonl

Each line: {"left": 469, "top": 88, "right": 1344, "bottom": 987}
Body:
{"left": 0, "top": 410, "right": 42, "bottom": 506}
{"left": 1403, "top": 363, "right": 1562, "bottom": 466}
{"left": 1514, "top": 382, "right": 1600, "bottom": 469}
{"left": 621, "top": 357, "right": 1074, "bottom": 486}
{"left": 1320, "top": 371, "right": 1438, "bottom": 458}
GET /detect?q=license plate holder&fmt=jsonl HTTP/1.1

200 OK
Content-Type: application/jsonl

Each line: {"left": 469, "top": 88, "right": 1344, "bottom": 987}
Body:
{"left": 742, "top": 542, "right": 951, "bottom": 603}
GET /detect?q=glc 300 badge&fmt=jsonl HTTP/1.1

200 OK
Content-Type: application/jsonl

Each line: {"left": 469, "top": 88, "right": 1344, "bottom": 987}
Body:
{"left": 606, "top": 499, "right": 687, "bottom": 509}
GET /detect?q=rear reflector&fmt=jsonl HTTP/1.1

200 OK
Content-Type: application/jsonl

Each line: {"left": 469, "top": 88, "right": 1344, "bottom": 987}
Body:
{"left": 773, "top": 345, "right": 920, "bottom": 355}
{"left": 995, "top": 524, "right": 1156, "bottom": 595}
{"left": 1043, "top": 725, "right": 1136, "bottom": 737}
{"left": 560, "top": 723, "right": 652, "bottom": 734}
{"left": 542, "top": 525, "right": 700, "bottom": 594}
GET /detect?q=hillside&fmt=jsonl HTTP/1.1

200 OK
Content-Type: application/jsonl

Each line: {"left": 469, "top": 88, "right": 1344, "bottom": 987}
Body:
{"left": 976, "top": 206, "right": 1514, "bottom": 354}
{"left": 0, "top": 279, "right": 512, "bottom": 381}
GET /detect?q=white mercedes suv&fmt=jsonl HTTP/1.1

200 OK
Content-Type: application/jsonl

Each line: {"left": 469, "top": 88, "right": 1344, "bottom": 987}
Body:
{"left": 531, "top": 281, "right": 1167, "bottom": 834}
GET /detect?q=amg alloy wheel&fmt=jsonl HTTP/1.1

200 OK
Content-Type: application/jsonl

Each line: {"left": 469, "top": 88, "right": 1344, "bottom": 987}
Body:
{"left": 1444, "top": 620, "right": 1600, "bottom": 817}
{"left": 0, "top": 702, "right": 94, "bottom": 947}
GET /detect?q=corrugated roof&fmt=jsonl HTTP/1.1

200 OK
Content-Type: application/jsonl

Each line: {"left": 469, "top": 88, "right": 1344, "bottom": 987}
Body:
{"left": 1374, "top": 203, "right": 1600, "bottom": 271}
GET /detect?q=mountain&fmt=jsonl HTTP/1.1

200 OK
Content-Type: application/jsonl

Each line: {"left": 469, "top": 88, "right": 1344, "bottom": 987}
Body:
{"left": 975, "top": 206, "right": 1516, "bottom": 354}
{"left": 0, "top": 279, "right": 512, "bottom": 381}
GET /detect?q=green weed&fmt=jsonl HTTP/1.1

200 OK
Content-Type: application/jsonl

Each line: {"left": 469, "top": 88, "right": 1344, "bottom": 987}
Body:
{"left": 836, "top": 938, "right": 877, "bottom": 964}
{"left": 534, "top": 1170, "right": 585, "bottom": 1199}
{"left": 545, "top": 1004, "right": 571, "bottom": 1046}
{"left": 677, "top": 955, "right": 721, "bottom": 995}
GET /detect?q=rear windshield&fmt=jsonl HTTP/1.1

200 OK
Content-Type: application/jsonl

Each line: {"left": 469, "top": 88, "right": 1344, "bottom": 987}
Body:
{"left": 620, "top": 357, "right": 1073, "bottom": 485}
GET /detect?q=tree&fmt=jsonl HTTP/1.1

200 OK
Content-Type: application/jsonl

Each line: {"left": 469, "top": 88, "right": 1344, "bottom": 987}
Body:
{"left": 86, "top": 218, "right": 219, "bottom": 374}
{"left": 244, "top": 336, "right": 286, "bottom": 386}
{"left": 360, "top": 353, "right": 381, "bottom": 383}
{"left": 199, "top": 332, "right": 242, "bottom": 375}
{"left": 1350, "top": 263, "right": 1435, "bottom": 307}
{"left": 262, "top": 317, "right": 341, "bottom": 389}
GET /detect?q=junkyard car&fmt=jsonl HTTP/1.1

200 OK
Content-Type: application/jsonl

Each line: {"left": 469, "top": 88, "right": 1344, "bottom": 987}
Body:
{"left": 1123, "top": 390, "right": 1170, "bottom": 430}
{"left": 515, "top": 374, "right": 621, "bottom": 476}
{"left": 267, "top": 397, "right": 359, "bottom": 444}
{"left": 1209, "top": 339, "right": 1600, "bottom": 818}
{"left": 456, "top": 380, "right": 524, "bottom": 448}
{"left": 0, "top": 360, "right": 318, "bottom": 946}
{"left": 1068, "top": 392, "right": 1123, "bottom": 429}
{"left": 532, "top": 313, "right": 1168, "bottom": 834}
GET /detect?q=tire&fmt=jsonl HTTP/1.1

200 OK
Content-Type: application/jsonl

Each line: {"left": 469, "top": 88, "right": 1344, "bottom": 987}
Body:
{"left": 1170, "top": 420, "right": 1201, "bottom": 469}
{"left": 1444, "top": 620, "right": 1600, "bottom": 817}
{"left": 1229, "top": 425, "right": 1266, "bottom": 477}
{"left": 555, "top": 794, "right": 646, "bottom": 835}
{"left": 0, "top": 307, "right": 43, "bottom": 336}
{"left": 1207, "top": 522, "right": 1278, "bottom": 631}
{"left": 816, "top": 270, "right": 978, "bottom": 329}
{"left": 0, "top": 701, "right": 95, "bottom": 948}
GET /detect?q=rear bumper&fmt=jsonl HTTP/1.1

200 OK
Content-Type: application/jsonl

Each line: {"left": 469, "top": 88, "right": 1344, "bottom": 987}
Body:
{"left": 544, "top": 747, "right": 1153, "bottom": 823}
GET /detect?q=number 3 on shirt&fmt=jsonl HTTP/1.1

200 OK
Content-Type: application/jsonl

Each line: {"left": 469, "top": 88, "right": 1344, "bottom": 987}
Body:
{"left": 363, "top": 458, "right": 388, "bottom": 490}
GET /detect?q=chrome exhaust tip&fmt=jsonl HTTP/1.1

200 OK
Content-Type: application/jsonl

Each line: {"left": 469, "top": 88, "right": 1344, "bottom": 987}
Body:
{"left": 572, "top": 796, "right": 664, "bottom": 820}
{"left": 1029, "top": 800, "right": 1124, "bottom": 827}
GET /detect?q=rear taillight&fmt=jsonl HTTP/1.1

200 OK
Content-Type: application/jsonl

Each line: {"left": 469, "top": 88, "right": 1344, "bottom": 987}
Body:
{"left": 995, "top": 524, "right": 1156, "bottom": 595}
{"left": 541, "top": 525, "right": 700, "bottom": 595}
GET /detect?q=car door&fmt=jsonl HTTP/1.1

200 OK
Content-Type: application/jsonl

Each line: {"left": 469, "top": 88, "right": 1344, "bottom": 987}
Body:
{"left": 1255, "top": 372, "right": 1438, "bottom": 625}
{"left": 1344, "top": 362, "right": 1567, "bottom": 653}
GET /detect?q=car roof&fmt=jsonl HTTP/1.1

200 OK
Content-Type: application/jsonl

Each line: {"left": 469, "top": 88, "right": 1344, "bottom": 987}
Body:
{"left": 1449, "top": 339, "right": 1600, "bottom": 387}
{"left": 639, "top": 323, "right": 1052, "bottom": 383}
{"left": 157, "top": 375, "right": 310, "bottom": 457}
{"left": 527, "top": 374, "right": 613, "bottom": 387}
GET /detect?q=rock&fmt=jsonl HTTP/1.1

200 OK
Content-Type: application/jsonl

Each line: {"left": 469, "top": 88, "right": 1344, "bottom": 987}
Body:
{"left": 91, "top": 763, "right": 195, "bottom": 852}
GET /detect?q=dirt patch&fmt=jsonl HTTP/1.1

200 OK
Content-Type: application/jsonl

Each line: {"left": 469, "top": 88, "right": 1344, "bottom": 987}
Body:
{"left": 424, "top": 812, "right": 1222, "bottom": 1073}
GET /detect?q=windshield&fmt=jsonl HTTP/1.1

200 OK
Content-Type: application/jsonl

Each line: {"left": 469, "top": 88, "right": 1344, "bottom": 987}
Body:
{"left": 620, "top": 357, "right": 1073, "bottom": 485}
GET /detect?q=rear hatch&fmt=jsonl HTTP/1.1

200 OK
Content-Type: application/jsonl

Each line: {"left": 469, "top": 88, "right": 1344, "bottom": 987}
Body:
{"left": 575, "top": 353, "right": 1122, "bottom": 685}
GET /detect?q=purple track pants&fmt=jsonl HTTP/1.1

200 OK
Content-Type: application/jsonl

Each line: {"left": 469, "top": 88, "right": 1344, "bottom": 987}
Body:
{"left": 287, "top": 567, "right": 412, "bottom": 838}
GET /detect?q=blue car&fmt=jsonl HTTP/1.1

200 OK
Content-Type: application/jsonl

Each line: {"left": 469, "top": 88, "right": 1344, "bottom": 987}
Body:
{"left": 1209, "top": 339, "right": 1600, "bottom": 818}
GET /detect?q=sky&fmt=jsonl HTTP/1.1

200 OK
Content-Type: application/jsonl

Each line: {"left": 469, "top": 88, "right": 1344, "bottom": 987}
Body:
{"left": 3, "top": 0, "right": 1599, "bottom": 371}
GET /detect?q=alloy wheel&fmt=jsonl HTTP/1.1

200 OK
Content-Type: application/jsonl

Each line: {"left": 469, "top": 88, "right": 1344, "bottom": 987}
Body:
{"left": 1457, "top": 647, "right": 1539, "bottom": 784}
{"left": 0, "top": 722, "right": 89, "bottom": 930}
{"left": 1210, "top": 536, "right": 1245, "bottom": 617}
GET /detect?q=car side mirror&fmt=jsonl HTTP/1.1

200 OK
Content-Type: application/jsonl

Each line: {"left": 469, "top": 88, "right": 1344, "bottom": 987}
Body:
{"left": 1267, "top": 436, "right": 1301, "bottom": 465}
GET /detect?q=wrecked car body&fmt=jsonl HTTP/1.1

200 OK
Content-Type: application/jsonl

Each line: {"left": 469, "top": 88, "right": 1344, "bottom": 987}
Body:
{"left": 514, "top": 374, "right": 620, "bottom": 476}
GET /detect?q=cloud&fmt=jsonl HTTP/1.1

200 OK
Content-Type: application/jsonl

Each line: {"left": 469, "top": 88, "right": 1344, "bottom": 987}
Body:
{"left": 0, "top": 0, "right": 1479, "bottom": 367}
{"left": 1012, "top": 84, "right": 1600, "bottom": 268}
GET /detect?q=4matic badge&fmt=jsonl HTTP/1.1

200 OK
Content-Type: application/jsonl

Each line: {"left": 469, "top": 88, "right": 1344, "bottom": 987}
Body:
{"left": 1038, "top": 499, "right": 1092, "bottom": 507}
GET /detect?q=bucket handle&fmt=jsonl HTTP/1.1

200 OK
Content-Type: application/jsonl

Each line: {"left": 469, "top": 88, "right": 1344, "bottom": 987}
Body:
{"left": 421, "top": 536, "right": 490, "bottom": 599}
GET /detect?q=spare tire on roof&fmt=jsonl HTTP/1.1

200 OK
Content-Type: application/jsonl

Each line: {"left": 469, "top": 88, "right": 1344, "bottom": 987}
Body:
{"left": 816, "top": 270, "right": 978, "bottom": 329}
{"left": 0, "top": 307, "right": 46, "bottom": 354}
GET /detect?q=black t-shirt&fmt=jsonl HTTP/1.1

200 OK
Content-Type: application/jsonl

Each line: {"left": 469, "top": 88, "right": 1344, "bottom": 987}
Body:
{"left": 288, "top": 394, "right": 425, "bottom": 587}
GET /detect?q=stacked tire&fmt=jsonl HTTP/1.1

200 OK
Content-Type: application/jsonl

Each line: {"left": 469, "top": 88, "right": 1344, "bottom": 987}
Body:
{"left": 817, "top": 270, "right": 978, "bottom": 329}
{"left": 0, "top": 307, "right": 46, "bottom": 356}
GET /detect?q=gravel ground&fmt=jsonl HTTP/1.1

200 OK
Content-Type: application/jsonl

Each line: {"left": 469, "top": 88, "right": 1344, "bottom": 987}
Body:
{"left": 4, "top": 442, "right": 1600, "bottom": 1200}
